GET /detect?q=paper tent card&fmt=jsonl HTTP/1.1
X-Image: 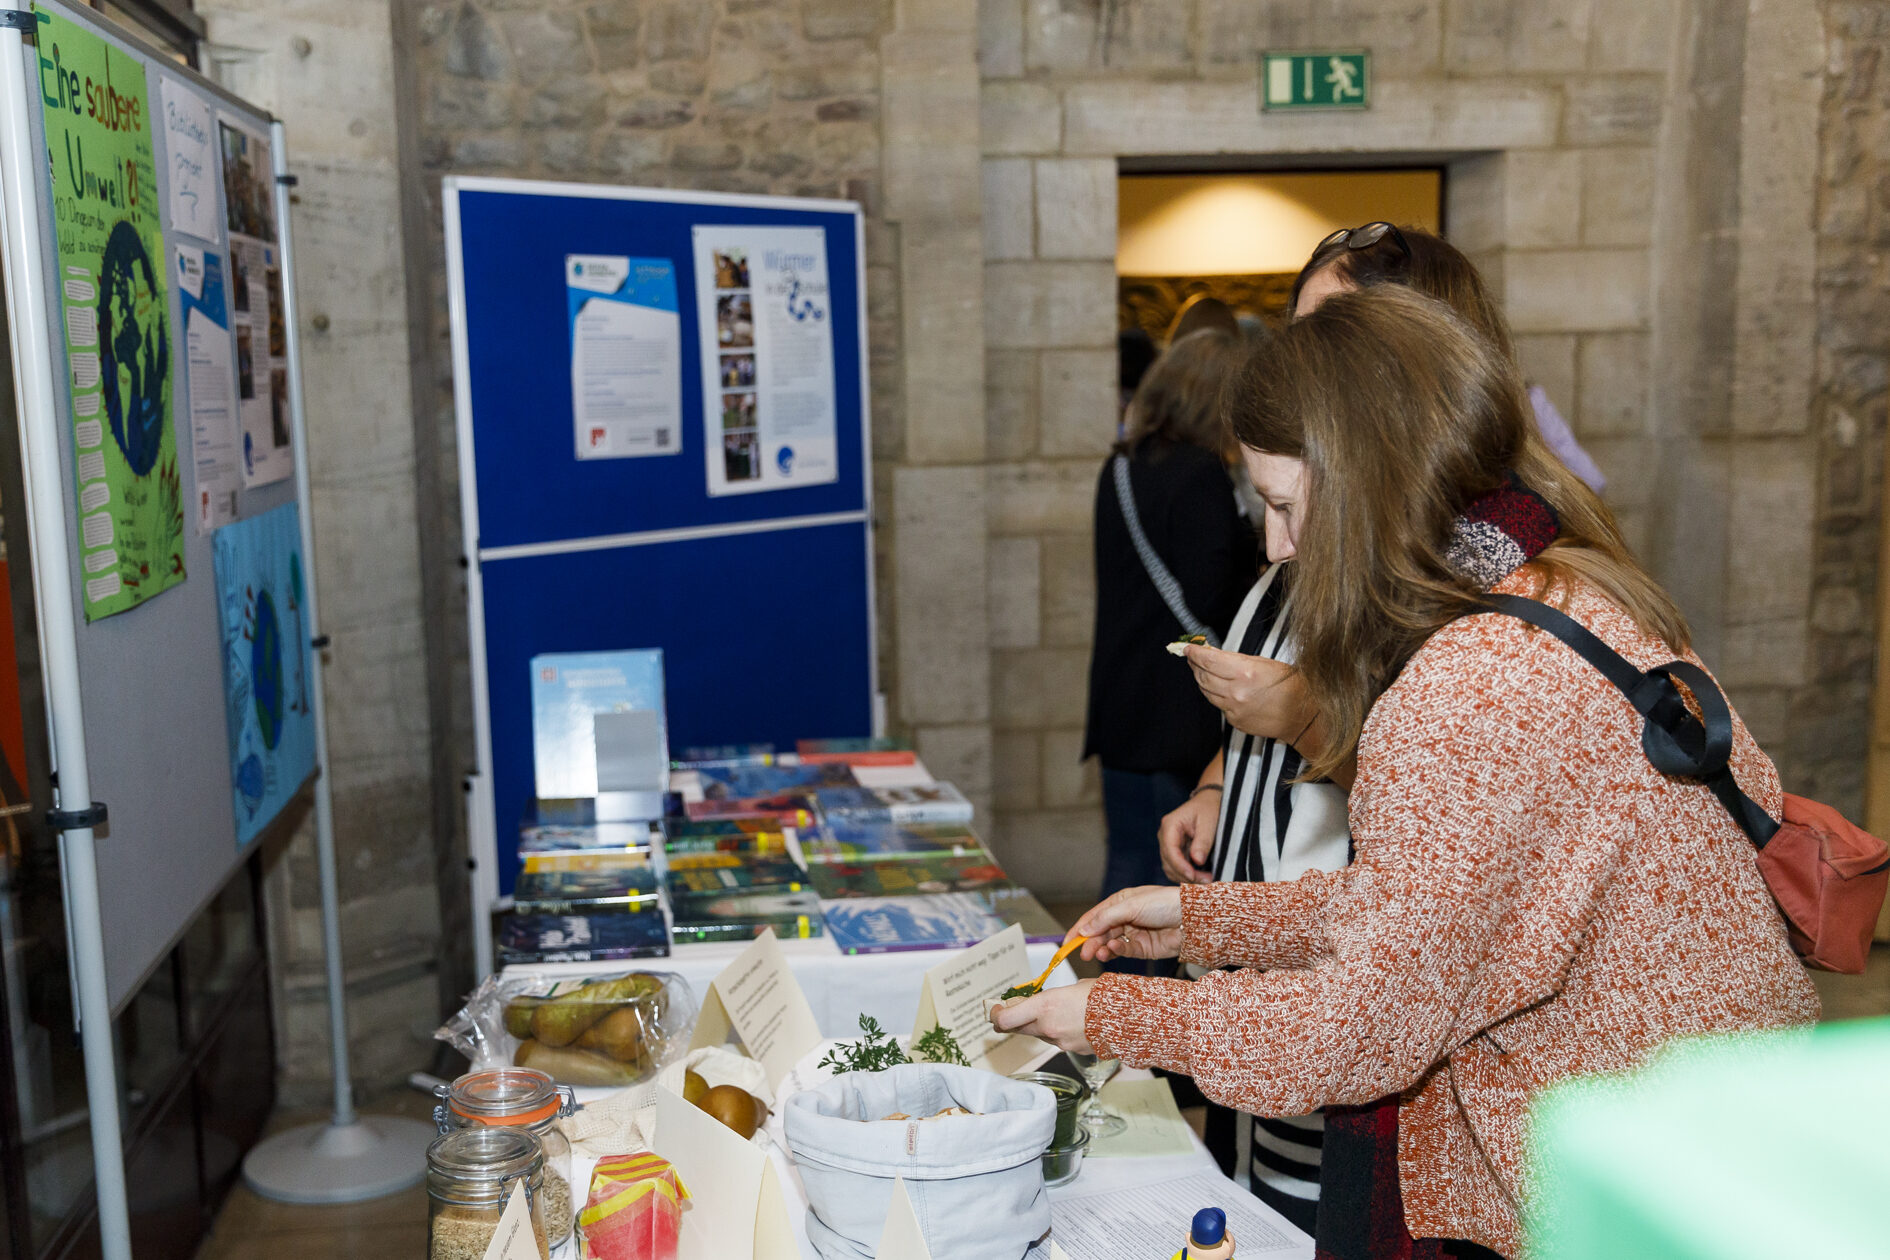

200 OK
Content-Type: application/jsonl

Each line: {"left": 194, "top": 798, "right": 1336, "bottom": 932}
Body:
{"left": 911, "top": 924, "right": 1043, "bottom": 1076}
{"left": 686, "top": 928, "right": 822, "bottom": 1090}
{"left": 654, "top": 1084, "right": 797, "bottom": 1260}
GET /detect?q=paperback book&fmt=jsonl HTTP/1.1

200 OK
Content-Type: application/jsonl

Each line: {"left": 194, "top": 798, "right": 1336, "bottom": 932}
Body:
{"left": 518, "top": 820, "right": 655, "bottom": 855}
{"left": 496, "top": 911, "right": 670, "bottom": 964}
{"left": 795, "top": 737, "right": 918, "bottom": 767}
{"left": 807, "top": 853, "right": 1011, "bottom": 900}
{"left": 819, "top": 893, "right": 1008, "bottom": 955}
{"left": 801, "top": 820, "right": 987, "bottom": 863}
{"left": 696, "top": 761, "right": 857, "bottom": 799}
{"left": 683, "top": 793, "right": 818, "bottom": 825}
{"left": 665, "top": 855, "right": 809, "bottom": 897}
{"left": 670, "top": 890, "right": 825, "bottom": 944}
{"left": 814, "top": 783, "right": 974, "bottom": 825}
{"left": 513, "top": 852, "right": 660, "bottom": 915}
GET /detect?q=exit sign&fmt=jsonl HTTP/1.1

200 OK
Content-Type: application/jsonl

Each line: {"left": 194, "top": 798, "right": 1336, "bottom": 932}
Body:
{"left": 1262, "top": 50, "right": 1371, "bottom": 111}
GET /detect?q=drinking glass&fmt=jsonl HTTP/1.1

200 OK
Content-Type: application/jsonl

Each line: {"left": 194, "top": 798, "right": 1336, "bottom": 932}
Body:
{"left": 1066, "top": 1050, "right": 1126, "bottom": 1138}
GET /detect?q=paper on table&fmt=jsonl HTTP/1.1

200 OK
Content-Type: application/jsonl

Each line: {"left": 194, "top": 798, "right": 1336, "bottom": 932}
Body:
{"left": 653, "top": 1085, "right": 798, "bottom": 1260}
{"left": 1048, "top": 1172, "right": 1309, "bottom": 1258}
{"left": 874, "top": 1177, "right": 934, "bottom": 1260}
{"left": 1086, "top": 1078, "right": 1196, "bottom": 1159}
{"left": 851, "top": 762, "right": 936, "bottom": 790}
{"left": 480, "top": 1182, "right": 544, "bottom": 1260}
{"left": 910, "top": 925, "right": 1040, "bottom": 1075}
{"left": 687, "top": 928, "right": 823, "bottom": 1090}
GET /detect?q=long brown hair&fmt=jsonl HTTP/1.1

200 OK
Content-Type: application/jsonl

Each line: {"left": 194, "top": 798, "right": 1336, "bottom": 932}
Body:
{"left": 1290, "top": 225, "right": 1515, "bottom": 362}
{"left": 1227, "top": 286, "right": 1687, "bottom": 780}
{"left": 1120, "top": 328, "right": 1239, "bottom": 458}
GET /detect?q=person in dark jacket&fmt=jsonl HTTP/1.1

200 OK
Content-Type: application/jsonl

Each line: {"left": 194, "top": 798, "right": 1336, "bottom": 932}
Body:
{"left": 1083, "top": 328, "right": 1258, "bottom": 908}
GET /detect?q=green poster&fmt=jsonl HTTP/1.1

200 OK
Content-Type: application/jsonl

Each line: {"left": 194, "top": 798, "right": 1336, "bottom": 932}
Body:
{"left": 36, "top": 6, "right": 183, "bottom": 620}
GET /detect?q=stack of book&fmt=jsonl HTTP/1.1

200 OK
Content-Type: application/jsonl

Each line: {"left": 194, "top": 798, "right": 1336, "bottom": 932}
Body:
{"left": 498, "top": 848, "right": 670, "bottom": 965}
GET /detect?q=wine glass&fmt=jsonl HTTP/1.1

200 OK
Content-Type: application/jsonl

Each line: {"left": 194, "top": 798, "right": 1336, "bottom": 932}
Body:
{"left": 1066, "top": 1050, "right": 1126, "bottom": 1138}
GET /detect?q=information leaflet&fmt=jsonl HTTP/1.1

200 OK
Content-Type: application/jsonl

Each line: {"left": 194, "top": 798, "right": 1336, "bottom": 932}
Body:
{"left": 566, "top": 254, "right": 682, "bottom": 460}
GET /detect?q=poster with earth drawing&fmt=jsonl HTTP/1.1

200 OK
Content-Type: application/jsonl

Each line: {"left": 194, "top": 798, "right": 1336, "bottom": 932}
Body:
{"left": 37, "top": 6, "right": 185, "bottom": 619}
{"left": 213, "top": 503, "right": 314, "bottom": 847}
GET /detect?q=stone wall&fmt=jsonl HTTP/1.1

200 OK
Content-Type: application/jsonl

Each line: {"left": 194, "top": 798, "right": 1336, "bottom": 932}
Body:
{"left": 197, "top": 0, "right": 442, "bottom": 1102}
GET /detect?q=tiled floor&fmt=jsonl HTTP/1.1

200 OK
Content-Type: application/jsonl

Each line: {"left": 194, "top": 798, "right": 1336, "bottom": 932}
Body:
{"left": 193, "top": 946, "right": 1890, "bottom": 1258}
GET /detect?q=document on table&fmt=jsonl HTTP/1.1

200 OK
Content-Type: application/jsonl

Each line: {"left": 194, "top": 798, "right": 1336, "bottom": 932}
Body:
{"left": 1086, "top": 1078, "right": 1196, "bottom": 1159}
{"left": 1036, "top": 1172, "right": 1311, "bottom": 1259}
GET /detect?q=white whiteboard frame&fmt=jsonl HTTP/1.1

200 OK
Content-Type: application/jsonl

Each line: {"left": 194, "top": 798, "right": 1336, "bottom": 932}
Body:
{"left": 442, "top": 176, "right": 879, "bottom": 976}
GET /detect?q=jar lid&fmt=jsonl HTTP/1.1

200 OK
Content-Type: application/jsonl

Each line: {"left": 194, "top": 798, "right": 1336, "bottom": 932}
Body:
{"left": 427, "top": 1126, "right": 545, "bottom": 1193}
{"left": 447, "top": 1068, "right": 563, "bottom": 1127}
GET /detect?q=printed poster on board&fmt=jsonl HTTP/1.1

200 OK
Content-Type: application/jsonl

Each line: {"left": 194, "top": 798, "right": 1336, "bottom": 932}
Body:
{"left": 690, "top": 226, "right": 838, "bottom": 496}
{"left": 566, "top": 255, "right": 682, "bottom": 459}
{"left": 157, "top": 76, "right": 217, "bottom": 240}
{"left": 37, "top": 5, "right": 185, "bottom": 620}
{"left": 217, "top": 114, "right": 292, "bottom": 488}
{"left": 176, "top": 244, "right": 240, "bottom": 532}
{"left": 213, "top": 503, "right": 315, "bottom": 847}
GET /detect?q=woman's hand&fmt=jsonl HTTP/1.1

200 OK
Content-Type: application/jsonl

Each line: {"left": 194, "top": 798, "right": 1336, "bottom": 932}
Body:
{"left": 1186, "top": 645, "right": 1313, "bottom": 744}
{"left": 1071, "top": 886, "right": 1184, "bottom": 964}
{"left": 990, "top": 978, "right": 1095, "bottom": 1054}
{"left": 1159, "top": 789, "right": 1220, "bottom": 884}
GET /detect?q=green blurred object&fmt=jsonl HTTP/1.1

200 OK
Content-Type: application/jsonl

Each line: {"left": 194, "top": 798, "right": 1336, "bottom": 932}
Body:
{"left": 1527, "top": 1018, "right": 1890, "bottom": 1259}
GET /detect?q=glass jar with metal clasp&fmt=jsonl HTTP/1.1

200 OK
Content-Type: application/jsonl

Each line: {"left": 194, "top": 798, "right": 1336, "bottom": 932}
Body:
{"left": 436, "top": 1068, "right": 579, "bottom": 1249}
{"left": 426, "top": 1126, "right": 549, "bottom": 1260}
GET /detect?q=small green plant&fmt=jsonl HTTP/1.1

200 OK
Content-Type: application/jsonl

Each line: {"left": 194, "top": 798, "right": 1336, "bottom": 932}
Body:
{"left": 818, "top": 1015, "right": 971, "bottom": 1073}
{"left": 998, "top": 982, "right": 1041, "bottom": 1001}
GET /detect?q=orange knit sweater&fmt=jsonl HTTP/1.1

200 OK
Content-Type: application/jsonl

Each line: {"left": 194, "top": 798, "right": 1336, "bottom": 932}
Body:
{"left": 1085, "top": 572, "right": 1820, "bottom": 1255}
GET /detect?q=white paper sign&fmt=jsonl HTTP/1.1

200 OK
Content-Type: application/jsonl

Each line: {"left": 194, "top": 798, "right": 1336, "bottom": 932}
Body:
{"left": 686, "top": 928, "right": 822, "bottom": 1090}
{"left": 691, "top": 225, "right": 838, "bottom": 496}
{"left": 159, "top": 79, "right": 217, "bottom": 239}
{"left": 567, "top": 254, "right": 683, "bottom": 459}
{"left": 654, "top": 1086, "right": 799, "bottom": 1260}
{"left": 875, "top": 1178, "right": 935, "bottom": 1260}
{"left": 912, "top": 925, "right": 1042, "bottom": 1075}
{"left": 480, "top": 1182, "right": 545, "bottom": 1260}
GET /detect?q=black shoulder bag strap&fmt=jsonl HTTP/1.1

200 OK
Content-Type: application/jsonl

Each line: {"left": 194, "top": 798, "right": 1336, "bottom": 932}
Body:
{"left": 1477, "top": 594, "right": 1780, "bottom": 849}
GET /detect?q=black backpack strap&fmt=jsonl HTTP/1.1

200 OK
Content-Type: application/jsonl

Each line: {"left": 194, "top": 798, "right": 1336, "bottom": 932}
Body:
{"left": 1476, "top": 594, "right": 1781, "bottom": 848}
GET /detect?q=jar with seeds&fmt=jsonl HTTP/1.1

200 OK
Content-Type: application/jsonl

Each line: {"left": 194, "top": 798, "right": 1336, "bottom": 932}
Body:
{"left": 427, "top": 1126, "right": 550, "bottom": 1260}
{"left": 436, "top": 1067, "right": 578, "bottom": 1248}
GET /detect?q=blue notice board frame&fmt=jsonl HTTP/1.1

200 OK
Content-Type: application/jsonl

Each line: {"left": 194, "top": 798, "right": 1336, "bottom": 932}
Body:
{"left": 445, "top": 178, "right": 877, "bottom": 973}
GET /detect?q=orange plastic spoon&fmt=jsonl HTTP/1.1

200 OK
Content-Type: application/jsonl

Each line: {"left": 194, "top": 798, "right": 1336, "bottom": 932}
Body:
{"left": 1013, "top": 934, "right": 1089, "bottom": 997}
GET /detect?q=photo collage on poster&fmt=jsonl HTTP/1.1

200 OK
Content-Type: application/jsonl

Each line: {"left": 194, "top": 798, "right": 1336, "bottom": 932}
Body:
{"left": 711, "top": 248, "right": 761, "bottom": 485}
{"left": 217, "top": 117, "right": 292, "bottom": 489}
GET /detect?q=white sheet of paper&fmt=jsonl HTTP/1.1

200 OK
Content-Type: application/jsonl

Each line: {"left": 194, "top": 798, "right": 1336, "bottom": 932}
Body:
{"left": 654, "top": 1085, "right": 799, "bottom": 1260}
{"left": 851, "top": 762, "right": 937, "bottom": 790}
{"left": 1086, "top": 1077, "right": 1197, "bottom": 1159}
{"left": 159, "top": 78, "right": 217, "bottom": 239}
{"left": 874, "top": 1177, "right": 934, "bottom": 1260}
{"left": 177, "top": 244, "right": 240, "bottom": 533}
{"left": 569, "top": 262, "right": 683, "bottom": 460}
{"left": 911, "top": 924, "right": 1038, "bottom": 1075}
{"left": 687, "top": 928, "right": 822, "bottom": 1090}
{"left": 1049, "top": 1172, "right": 1309, "bottom": 1257}
{"left": 480, "top": 1182, "right": 545, "bottom": 1260}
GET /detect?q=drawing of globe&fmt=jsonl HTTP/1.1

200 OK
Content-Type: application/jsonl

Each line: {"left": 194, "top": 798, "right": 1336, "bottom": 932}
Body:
{"left": 251, "top": 590, "right": 284, "bottom": 751}
{"left": 97, "top": 219, "right": 169, "bottom": 476}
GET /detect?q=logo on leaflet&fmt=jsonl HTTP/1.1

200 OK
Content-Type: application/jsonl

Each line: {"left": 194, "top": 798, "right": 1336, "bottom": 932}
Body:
{"left": 776, "top": 445, "right": 795, "bottom": 475}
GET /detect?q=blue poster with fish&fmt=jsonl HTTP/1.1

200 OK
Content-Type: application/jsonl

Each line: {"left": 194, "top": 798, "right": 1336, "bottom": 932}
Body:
{"left": 213, "top": 502, "right": 314, "bottom": 846}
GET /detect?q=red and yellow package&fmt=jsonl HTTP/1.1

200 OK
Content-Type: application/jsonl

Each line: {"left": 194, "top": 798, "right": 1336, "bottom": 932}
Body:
{"left": 578, "top": 1153, "right": 690, "bottom": 1260}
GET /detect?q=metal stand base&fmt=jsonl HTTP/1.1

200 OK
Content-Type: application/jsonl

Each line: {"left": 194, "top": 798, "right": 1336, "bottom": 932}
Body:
{"left": 242, "top": 1116, "right": 435, "bottom": 1205}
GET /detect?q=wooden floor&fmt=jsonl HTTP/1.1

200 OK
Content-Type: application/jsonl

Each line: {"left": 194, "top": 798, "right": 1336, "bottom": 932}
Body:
{"left": 192, "top": 945, "right": 1890, "bottom": 1259}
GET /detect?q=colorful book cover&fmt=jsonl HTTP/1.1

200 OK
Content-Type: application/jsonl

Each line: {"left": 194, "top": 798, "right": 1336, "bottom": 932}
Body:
{"left": 514, "top": 852, "right": 660, "bottom": 913}
{"left": 795, "top": 738, "right": 918, "bottom": 767}
{"left": 530, "top": 649, "right": 666, "bottom": 799}
{"left": 807, "top": 853, "right": 1011, "bottom": 900}
{"left": 664, "top": 829, "right": 792, "bottom": 859}
{"left": 665, "top": 856, "right": 808, "bottom": 897}
{"left": 673, "top": 744, "right": 777, "bottom": 767}
{"left": 683, "top": 793, "right": 817, "bottom": 825}
{"left": 978, "top": 886, "right": 1066, "bottom": 944}
{"left": 814, "top": 783, "right": 974, "bottom": 825}
{"left": 496, "top": 912, "right": 670, "bottom": 963}
{"left": 820, "top": 894, "right": 1008, "bottom": 954}
{"left": 801, "top": 820, "right": 987, "bottom": 863}
{"left": 518, "top": 820, "right": 654, "bottom": 855}
{"left": 670, "top": 890, "right": 824, "bottom": 944}
{"left": 696, "top": 761, "right": 856, "bottom": 799}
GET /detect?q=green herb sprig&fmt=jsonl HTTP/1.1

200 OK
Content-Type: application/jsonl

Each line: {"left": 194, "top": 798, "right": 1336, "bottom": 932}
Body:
{"left": 998, "top": 982, "right": 1041, "bottom": 1001}
{"left": 818, "top": 1014, "right": 971, "bottom": 1073}
{"left": 912, "top": 1024, "right": 970, "bottom": 1067}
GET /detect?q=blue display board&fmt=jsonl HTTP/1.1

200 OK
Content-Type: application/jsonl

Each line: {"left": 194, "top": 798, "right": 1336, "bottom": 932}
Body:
{"left": 445, "top": 179, "right": 876, "bottom": 948}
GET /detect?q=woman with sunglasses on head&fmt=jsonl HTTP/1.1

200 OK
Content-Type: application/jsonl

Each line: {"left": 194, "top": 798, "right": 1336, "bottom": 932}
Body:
{"left": 994, "top": 285, "right": 1817, "bottom": 1259}
{"left": 1154, "top": 224, "right": 1600, "bottom": 1227}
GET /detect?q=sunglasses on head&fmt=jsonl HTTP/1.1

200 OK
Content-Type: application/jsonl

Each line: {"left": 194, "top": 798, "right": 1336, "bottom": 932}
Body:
{"left": 1317, "top": 221, "right": 1412, "bottom": 259}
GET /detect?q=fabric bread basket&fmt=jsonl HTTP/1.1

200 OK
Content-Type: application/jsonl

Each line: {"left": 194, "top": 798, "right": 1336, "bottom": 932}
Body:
{"left": 784, "top": 1063, "right": 1056, "bottom": 1260}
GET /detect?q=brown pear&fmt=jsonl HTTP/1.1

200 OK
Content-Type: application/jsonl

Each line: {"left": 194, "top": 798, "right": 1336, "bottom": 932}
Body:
{"left": 573, "top": 1005, "right": 647, "bottom": 1064}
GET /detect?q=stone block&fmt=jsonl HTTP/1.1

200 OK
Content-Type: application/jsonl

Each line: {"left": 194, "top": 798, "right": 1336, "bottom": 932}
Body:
{"left": 1581, "top": 147, "right": 1656, "bottom": 247}
{"left": 1588, "top": 0, "right": 1675, "bottom": 72}
{"left": 894, "top": 466, "right": 991, "bottom": 725}
{"left": 442, "top": 4, "right": 508, "bottom": 80}
{"left": 993, "top": 647, "right": 1091, "bottom": 729}
{"left": 989, "top": 535, "right": 1043, "bottom": 649}
{"left": 1038, "top": 349, "right": 1115, "bottom": 458}
{"left": 1039, "top": 531, "right": 1095, "bottom": 648}
{"left": 500, "top": 11, "right": 591, "bottom": 80}
{"left": 1504, "top": 249, "right": 1649, "bottom": 333}
{"left": 1196, "top": 0, "right": 1267, "bottom": 68}
{"left": 1577, "top": 436, "right": 1657, "bottom": 508}
{"left": 322, "top": 619, "right": 431, "bottom": 763}
{"left": 523, "top": 76, "right": 608, "bottom": 129}
{"left": 309, "top": 470, "right": 426, "bottom": 633}
{"left": 988, "top": 807, "right": 1104, "bottom": 901}
{"left": 892, "top": 0, "right": 978, "bottom": 35}
{"left": 1576, "top": 332, "right": 1650, "bottom": 436}
{"left": 1563, "top": 77, "right": 1663, "bottom": 146}
{"left": 612, "top": 96, "right": 695, "bottom": 128}
{"left": 585, "top": 1, "right": 641, "bottom": 68}
{"left": 1511, "top": 1, "right": 1593, "bottom": 73}
{"left": 983, "top": 158, "right": 1034, "bottom": 261}
{"left": 1446, "top": 151, "right": 1506, "bottom": 255}
{"left": 649, "top": 63, "right": 707, "bottom": 95}
{"left": 986, "top": 349, "right": 1040, "bottom": 460}
{"left": 1718, "top": 618, "right": 1812, "bottom": 690}
{"left": 1023, "top": 0, "right": 1097, "bottom": 72}
{"left": 645, "top": 0, "right": 714, "bottom": 60}
{"left": 993, "top": 731, "right": 1042, "bottom": 810}
{"left": 903, "top": 228, "right": 988, "bottom": 463}
{"left": 778, "top": 59, "right": 881, "bottom": 100}
{"left": 449, "top": 132, "right": 526, "bottom": 167}
{"left": 984, "top": 262, "right": 1117, "bottom": 349}
{"left": 427, "top": 75, "right": 516, "bottom": 132}
{"left": 1514, "top": 335, "right": 1577, "bottom": 415}
{"left": 981, "top": 80, "right": 1060, "bottom": 155}
{"left": 989, "top": 460, "right": 1099, "bottom": 534}
{"left": 1260, "top": 0, "right": 1442, "bottom": 78}
{"left": 1034, "top": 159, "right": 1116, "bottom": 261}
{"left": 1040, "top": 728, "right": 1100, "bottom": 808}
{"left": 979, "top": 0, "right": 1025, "bottom": 77}
{"left": 1504, "top": 150, "right": 1584, "bottom": 249}
{"left": 805, "top": 0, "right": 889, "bottom": 41}
{"left": 883, "top": 38, "right": 982, "bottom": 223}
{"left": 1442, "top": 0, "right": 1513, "bottom": 73}
{"left": 1725, "top": 440, "right": 1815, "bottom": 626}
{"left": 915, "top": 724, "right": 994, "bottom": 809}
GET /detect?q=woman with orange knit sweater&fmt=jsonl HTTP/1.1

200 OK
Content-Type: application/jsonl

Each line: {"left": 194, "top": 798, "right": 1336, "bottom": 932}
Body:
{"left": 992, "top": 285, "right": 1818, "bottom": 1259}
